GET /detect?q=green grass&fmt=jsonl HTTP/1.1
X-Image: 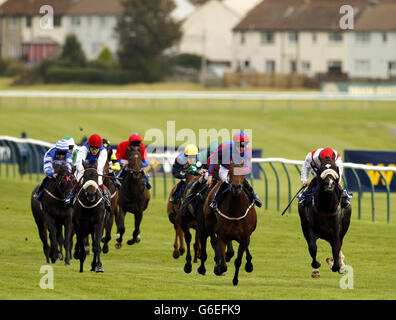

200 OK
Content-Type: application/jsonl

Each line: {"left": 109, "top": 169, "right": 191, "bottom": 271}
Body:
{"left": 1, "top": 94, "right": 396, "bottom": 299}
{"left": 1, "top": 175, "right": 396, "bottom": 300}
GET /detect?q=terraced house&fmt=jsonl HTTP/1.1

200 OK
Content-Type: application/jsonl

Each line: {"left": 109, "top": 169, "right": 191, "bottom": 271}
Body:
{"left": 232, "top": 0, "right": 396, "bottom": 80}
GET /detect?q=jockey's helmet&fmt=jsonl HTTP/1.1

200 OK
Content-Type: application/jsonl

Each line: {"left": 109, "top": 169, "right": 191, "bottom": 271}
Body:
{"left": 88, "top": 134, "right": 102, "bottom": 148}
{"left": 319, "top": 147, "right": 335, "bottom": 160}
{"left": 129, "top": 132, "right": 142, "bottom": 142}
{"left": 184, "top": 144, "right": 199, "bottom": 156}
{"left": 55, "top": 139, "right": 69, "bottom": 155}
{"left": 62, "top": 136, "right": 75, "bottom": 150}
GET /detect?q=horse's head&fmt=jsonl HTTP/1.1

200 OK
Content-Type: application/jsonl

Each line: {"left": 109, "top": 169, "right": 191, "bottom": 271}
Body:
{"left": 81, "top": 160, "right": 100, "bottom": 202}
{"left": 126, "top": 147, "right": 143, "bottom": 179}
{"left": 53, "top": 164, "right": 75, "bottom": 198}
{"left": 318, "top": 158, "right": 339, "bottom": 194}
{"left": 229, "top": 160, "right": 245, "bottom": 197}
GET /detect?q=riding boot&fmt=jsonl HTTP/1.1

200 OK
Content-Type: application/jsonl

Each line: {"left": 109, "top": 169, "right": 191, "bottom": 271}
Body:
{"left": 210, "top": 182, "right": 229, "bottom": 209}
{"left": 337, "top": 184, "right": 352, "bottom": 209}
{"left": 298, "top": 177, "right": 317, "bottom": 207}
{"left": 65, "top": 186, "right": 78, "bottom": 208}
{"left": 170, "top": 180, "right": 185, "bottom": 204}
{"left": 144, "top": 174, "right": 152, "bottom": 190}
{"left": 33, "top": 176, "right": 51, "bottom": 202}
{"left": 99, "top": 185, "right": 111, "bottom": 212}
{"left": 114, "top": 169, "right": 126, "bottom": 189}
{"left": 243, "top": 179, "right": 262, "bottom": 208}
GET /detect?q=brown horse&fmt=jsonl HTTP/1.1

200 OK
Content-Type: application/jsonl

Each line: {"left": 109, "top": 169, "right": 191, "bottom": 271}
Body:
{"left": 167, "top": 170, "right": 201, "bottom": 260}
{"left": 115, "top": 147, "right": 150, "bottom": 248}
{"left": 73, "top": 161, "right": 107, "bottom": 273}
{"left": 204, "top": 160, "right": 257, "bottom": 285}
{"left": 31, "top": 164, "right": 75, "bottom": 264}
{"left": 297, "top": 157, "right": 351, "bottom": 278}
{"left": 101, "top": 147, "right": 119, "bottom": 254}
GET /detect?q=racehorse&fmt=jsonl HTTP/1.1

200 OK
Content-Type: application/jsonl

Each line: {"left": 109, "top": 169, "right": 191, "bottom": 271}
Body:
{"left": 115, "top": 147, "right": 150, "bottom": 248}
{"left": 73, "top": 161, "right": 107, "bottom": 273}
{"left": 101, "top": 146, "right": 119, "bottom": 254}
{"left": 31, "top": 164, "right": 75, "bottom": 264}
{"left": 203, "top": 160, "right": 257, "bottom": 285}
{"left": 297, "top": 157, "right": 352, "bottom": 278}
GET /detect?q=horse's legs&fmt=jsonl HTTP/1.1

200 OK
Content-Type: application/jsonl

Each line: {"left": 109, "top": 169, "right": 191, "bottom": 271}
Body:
{"left": 178, "top": 226, "right": 185, "bottom": 256}
{"left": 245, "top": 247, "right": 253, "bottom": 272}
{"left": 56, "top": 222, "right": 64, "bottom": 261}
{"left": 182, "top": 226, "right": 193, "bottom": 274}
{"left": 193, "top": 230, "right": 201, "bottom": 263}
{"left": 127, "top": 211, "right": 142, "bottom": 245}
{"left": 102, "top": 208, "right": 114, "bottom": 254}
{"left": 76, "top": 234, "right": 86, "bottom": 273}
{"left": 64, "top": 213, "right": 73, "bottom": 265}
{"left": 198, "top": 232, "right": 208, "bottom": 275}
{"left": 301, "top": 224, "right": 321, "bottom": 277}
{"left": 233, "top": 241, "right": 248, "bottom": 286}
{"left": 225, "top": 241, "right": 235, "bottom": 262}
{"left": 36, "top": 217, "right": 50, "bottom": 263}
{"left": 330, "top": 236, "right": 341, "bottom": 273}
{"left": 46, "top": 215, "right": 59, "bottom": 264}
{"left": 115, "top": 207, "right": 126, "bottom": 249}
{"left": 214, "top": 237, "right": 227, "bottom": 276}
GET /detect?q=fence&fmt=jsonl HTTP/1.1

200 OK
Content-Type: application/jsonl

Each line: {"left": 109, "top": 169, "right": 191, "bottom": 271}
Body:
{"left": 1, "top": 136, "right": 395, "bottom": 223}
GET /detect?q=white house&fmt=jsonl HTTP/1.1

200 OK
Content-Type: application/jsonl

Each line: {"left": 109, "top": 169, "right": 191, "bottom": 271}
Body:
{"left": 232, "top": 0, "right": 396, "bottom": 80}
{"left": 178, "top": 0, "right": 262, "bottom": 72}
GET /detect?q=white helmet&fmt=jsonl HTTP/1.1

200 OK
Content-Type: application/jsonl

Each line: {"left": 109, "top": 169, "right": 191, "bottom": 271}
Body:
{"left": 62, "top": 136, "right": 75, "bottom": 148}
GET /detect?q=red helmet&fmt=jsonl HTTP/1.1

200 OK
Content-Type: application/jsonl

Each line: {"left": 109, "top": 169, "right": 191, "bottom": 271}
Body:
{"left": 129, "top": 132, "right": 142, "bottom": 142}
{"left": 233, "top": 131, "right": 249, "bottom": 143}
{"left": 88, "top": 134, "right": 102, "bottom": 148}
{"left": 319, "top": 147, "right": 335, "bottom": 160}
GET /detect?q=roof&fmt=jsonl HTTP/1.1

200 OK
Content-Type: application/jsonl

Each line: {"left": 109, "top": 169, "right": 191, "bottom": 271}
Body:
{"left": 0, "top": 0, "right": 79, "bottom": 15}
{"left": 233, "top": 0, "right": 383, "bottom": 32}
{"left": 66, "top": 0, "right": 123, "bottom": 15}
{"left": 354, "top": 3, "right": 396, "bottom": 30}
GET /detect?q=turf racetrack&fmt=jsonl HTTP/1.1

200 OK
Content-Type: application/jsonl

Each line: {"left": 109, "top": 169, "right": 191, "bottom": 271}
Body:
{"left": 1, "top": 98, "right": 396, "bottom": 299}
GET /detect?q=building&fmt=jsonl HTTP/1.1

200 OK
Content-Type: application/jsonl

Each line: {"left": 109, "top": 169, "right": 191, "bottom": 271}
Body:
{"left": 232, "top": 0, "right": 396, "bottom": 80}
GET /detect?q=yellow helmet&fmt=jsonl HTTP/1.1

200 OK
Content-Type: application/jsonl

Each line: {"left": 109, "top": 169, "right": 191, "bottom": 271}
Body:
{"left": 184, "top": 144, "right": 199, "bottom": 156}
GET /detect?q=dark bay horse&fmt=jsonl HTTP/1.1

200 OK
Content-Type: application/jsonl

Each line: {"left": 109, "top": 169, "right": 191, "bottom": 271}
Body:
{"left": 115, "top": 147, "right": 150, "bottom": 248}
{"left": 73, "top": 161, "right": 107, "bottom": 273}
{"left": 203, "top": 161, "right": 257, "bottom": 285}
{"left": 297, "top": 157, "right": 351, "bottom": 278}
{"left": 101, "top": 147, "right": 119, "bottom": 254}
{"left": 31, "top": 165, "right": 75, "bottom": 264}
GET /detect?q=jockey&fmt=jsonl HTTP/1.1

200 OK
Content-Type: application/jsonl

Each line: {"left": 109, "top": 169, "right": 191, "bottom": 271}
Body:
{"left": 298, "top": 147, "right": 351, "bottom": 208}
{"left": 102, "top": 138, "right": 121, "bottom": 187}
{"left": 115, "top": 132, "right": 151, "bottom": 190}
{"left": 207, "top": 131, "right": 262, "bottom": 209}
{"left": 33, "top": 139, "right": 72, "bottom": 202}
{"left": 64, "top": 134, "right": 111, "bottom": 211}
{"left": 187, "top": 141, "right": 220, "bottom": 178}
{"left": 62, "top": 135, "right": 78, "bottom": 167}
{"left": 169, "top": 144, "right": 199, "bottom": 203}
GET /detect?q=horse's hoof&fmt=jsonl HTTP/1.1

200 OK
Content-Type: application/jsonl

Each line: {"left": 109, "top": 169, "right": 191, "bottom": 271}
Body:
{"left": 245, "top": 262, "right": 253, "bottom": 273}
{"left": 127, "top": 239, "right": 135, "bottom": 245}
{"left": 233, "top": 278, "right": 238, "bottom": 286}
{"left": 184, "top": 263, "right": 192, "bottom": 274}
{"left": 102, "top": 244, "right": 109, "bottom": 254}
{"left": 136, "top": 234, "right": 141, "bottom": 243}
{"left": 173, "top": 251, "right": 180, "bottom": 259}
{"left": 311, "top": 269, "right": 320, "bottom": 278}
{"left": 96, "top": 266, "right": 104, "bottom": 273}
{"left": 179, "top": 248, "right": 185, "bottom": 256}
{"left": 198, "top": 266, "right": 206, "bottom": 275}
{"left": 115, "top": 242, "right": 122, "bottom": 249}
{"left": 339, "top": 265, "right": 346, "bottom": 274}
{"left": 326, "top": 257, "right": 334, "bottom": 268}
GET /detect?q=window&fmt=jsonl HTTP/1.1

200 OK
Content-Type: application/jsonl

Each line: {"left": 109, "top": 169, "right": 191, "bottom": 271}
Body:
{"left": 54, "top": 15, "right": 61, "bottom": 27}
{"left": 355, "top": 59, "right": 370, "bottom": 73}
{"left": 389, "top": 61, "right": 396, "bottom": 76}
{"left": 329, "top": 32, "right": 343, "bottom": 43}
{"left": 290, "top": 60, "right": 297, "bottom": 73}
{"left": 266, "top": 60, "right": 275, "bottom": 73}
{"left": 26, "top": 16, "right": 32, "bottom": 28}
{"left": 288, "top": 32, "right": 298, "bottom": 43}
{"left": 312, "top": 32, "right": 317, "bottom": 43}
{"left": 301, "top": 61, "right": 311, "bottom": 73}
{"left": 328, "top": 60, "right": 342, "bottom": 74}
{"left": 9, "top": 16, "right": 18, "bottom": 30}
{"left": 71, "top": 16, "right": 81, "bottom": 26}
{"left": 261, "top": 32, "right": 274, "bottom": 44}
{"left": 355, "top": 32, "right": 370, "bottom": 44}
{"left": 382, "top": 32, "right": 387, "bottom": 43}
{"left": 240, "top": 32, "right": 245, "bottom": 45}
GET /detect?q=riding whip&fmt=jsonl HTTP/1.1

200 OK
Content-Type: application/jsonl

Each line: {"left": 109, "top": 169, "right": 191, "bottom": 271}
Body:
{"left": 281, "top": 186, "right": 305, "bottom": 216}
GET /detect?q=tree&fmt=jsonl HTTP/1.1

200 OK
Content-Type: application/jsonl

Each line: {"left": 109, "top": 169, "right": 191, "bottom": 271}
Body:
{"left": 59, "top": 34, "right": 86, "bottom": 67}
{"left": 115, "top": 0, "right": 182, "bottom": 82}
